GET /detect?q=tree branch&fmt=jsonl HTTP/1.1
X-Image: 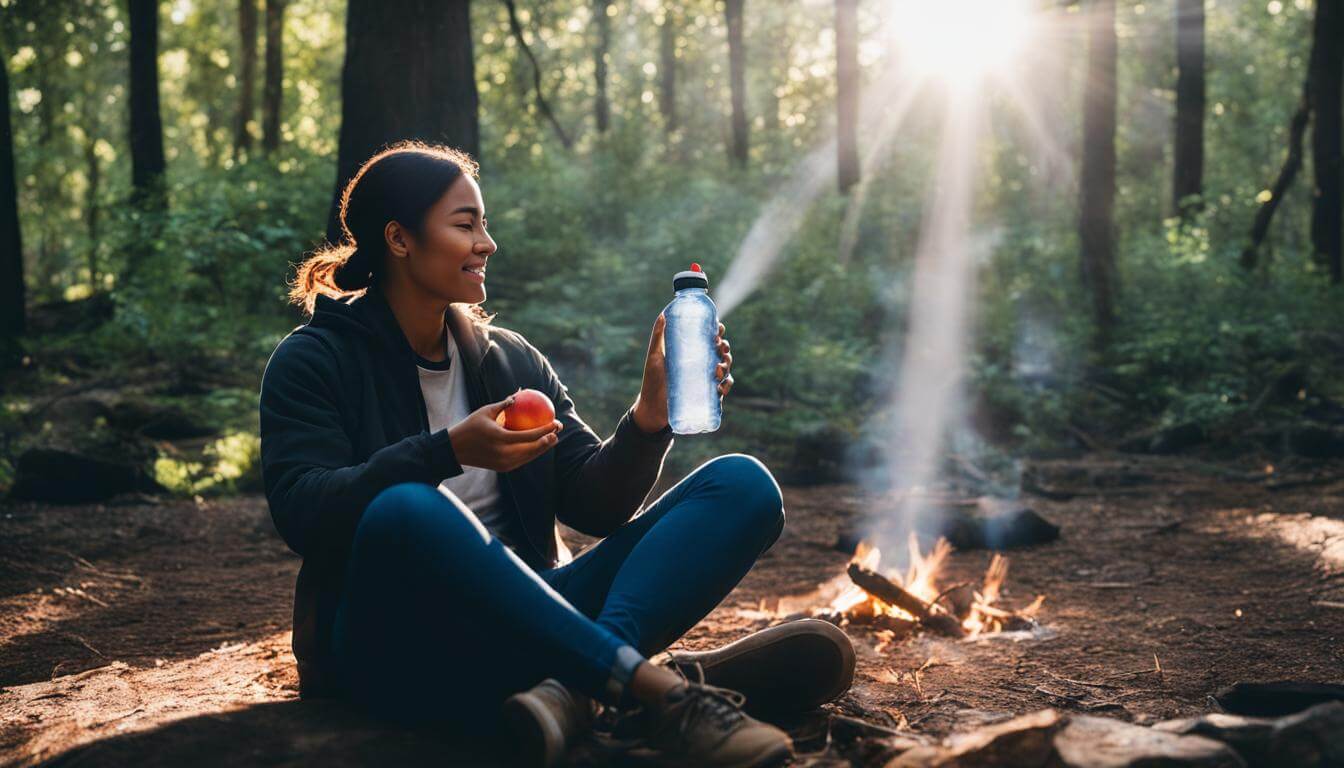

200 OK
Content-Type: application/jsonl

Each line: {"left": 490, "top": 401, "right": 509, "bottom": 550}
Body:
{"left": 500, "top": 0, "right": 574, "bottom": 149}
{"left": 1241, "top": 78, "right": 1312, "bottom": 270}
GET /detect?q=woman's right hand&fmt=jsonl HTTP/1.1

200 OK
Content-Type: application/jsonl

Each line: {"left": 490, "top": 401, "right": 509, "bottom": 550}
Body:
{"left": 448, "top": 395, "right": 562, "bottom": 472}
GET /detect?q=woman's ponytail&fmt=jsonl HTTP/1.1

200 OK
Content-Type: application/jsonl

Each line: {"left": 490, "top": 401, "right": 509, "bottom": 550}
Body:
{"left": 288, "top": 242, "right": 365, "bottom": 315}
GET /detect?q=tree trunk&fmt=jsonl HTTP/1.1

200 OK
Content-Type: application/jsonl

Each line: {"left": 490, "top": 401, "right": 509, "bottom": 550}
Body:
{"left": 1079, "top": 0, "right": 1117, "bottom": 344}
{"left": 85, "top": 139, "right": 101, "bottom": 285}
{"left": 234, "top": 0, "right": 258, "bottom": 160}
{"left": 0, "top": 45, "right": 24, "bottom": 346}
{"left": 659, "top": 5, "right": 677, "bottom": 133}
{"left": 327, "top": 0, "right": 480, "bottom": 244}
{"left": 725, "top": 0, "right": 748, "bottom": 166}
{"left": 1311, "top": 0, "right": 1342, "bottom": 283}
{"left": 1172, "top": 0, "right": 1204, "bottom": 216}
{"left": 128, "top": 0, "right": 167, "bottom": 211}
{"left": 82, "top": 90, "right": 102, "bottom": 288}
{"left": 835, "top": 0, "right": 860, "bottom": 193}
{"left": 594, "top": 0, "right": 612, "bottom": 133}
{"left": 263, "top": 0, "right": 287, "bottom": 153}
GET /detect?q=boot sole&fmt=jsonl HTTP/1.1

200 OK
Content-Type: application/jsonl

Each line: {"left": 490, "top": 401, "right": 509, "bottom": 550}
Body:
{"left": 500, "top": 691, "right": 566, "bottom": 768}
{"left": 671, "top": 619, "right": 856, "bottom": 716}
{"left": 623, "top": 741, "right": 793, "bottom": 768}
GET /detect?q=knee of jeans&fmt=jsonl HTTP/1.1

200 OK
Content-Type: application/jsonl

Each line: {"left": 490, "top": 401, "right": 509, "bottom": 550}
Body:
{"left": 702, "top": 454, "right": 785, "bottom": 544}
{"left": 358, "top": 482, "right": 478, "bottom": 554}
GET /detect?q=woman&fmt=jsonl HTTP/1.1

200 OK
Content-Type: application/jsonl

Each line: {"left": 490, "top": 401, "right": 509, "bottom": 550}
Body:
{"left": 259, "top": 141, "right": 854, "bottom": 767}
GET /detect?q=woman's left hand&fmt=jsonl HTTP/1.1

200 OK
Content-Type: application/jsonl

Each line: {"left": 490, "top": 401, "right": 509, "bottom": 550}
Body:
{"left": 631, "top": 316, "right": 734, "bottom": 434}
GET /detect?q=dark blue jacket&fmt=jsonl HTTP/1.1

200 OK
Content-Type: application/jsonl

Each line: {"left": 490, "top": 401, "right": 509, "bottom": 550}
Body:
{"left": 259, "top": 288, "right": 674, "bottom": 696}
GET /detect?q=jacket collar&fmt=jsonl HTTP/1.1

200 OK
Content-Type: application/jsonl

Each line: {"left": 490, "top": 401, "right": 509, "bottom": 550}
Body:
{"left": 341, "top": 286, "right": 493, "bottom": 371}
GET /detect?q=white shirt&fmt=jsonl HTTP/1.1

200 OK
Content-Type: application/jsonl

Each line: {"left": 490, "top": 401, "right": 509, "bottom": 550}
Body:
{"left": 415, "top": 327, "right": 511, "bottom": 543}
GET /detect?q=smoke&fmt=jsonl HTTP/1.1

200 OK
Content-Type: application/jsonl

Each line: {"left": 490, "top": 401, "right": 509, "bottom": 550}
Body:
{"left": 861, "top": 87, "right": 989, "bottom": 544}
{"left": 716, "top": 63, "right": 922, "bottom": 318}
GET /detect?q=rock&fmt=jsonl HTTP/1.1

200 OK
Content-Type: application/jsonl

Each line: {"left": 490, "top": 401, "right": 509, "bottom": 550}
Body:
{"left": 1054, "top": 715, "right": 1245, "bottom": 767}
{"left": 1155, "top": 702, "right": 1344, "bottom": 767}
{"left": 1214, "top": 681, "right": 1344, "bottom": 717}
{"left": 915, "top": 498, "right": 1060, "bottom": 550}
{"left": 109, "top": 398, "right": 217, "bottom": 439}
{"left": 8, "top": 447, "right": 166, "bottom": 503}
{"left": 889, "top": 712, "right": 1246, "bottom": 768}
{"left": 886, "top": 709, "right": 1064, "bottom": 767}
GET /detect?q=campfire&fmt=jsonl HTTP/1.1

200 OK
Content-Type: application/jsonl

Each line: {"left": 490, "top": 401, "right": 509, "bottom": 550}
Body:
{"left": 812, "top": 533, "right": 1045, "bottom": 643}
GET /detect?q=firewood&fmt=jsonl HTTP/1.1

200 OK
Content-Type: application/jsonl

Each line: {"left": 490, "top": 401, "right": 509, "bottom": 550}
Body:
{"left": 846, "top": 563, "right": 932, "bottom": 621}
{"left": 846, "top": 563, "right": 966, "bottom": 637}
{"left": 870, "top": 614, "right": 917, "bottom": 637}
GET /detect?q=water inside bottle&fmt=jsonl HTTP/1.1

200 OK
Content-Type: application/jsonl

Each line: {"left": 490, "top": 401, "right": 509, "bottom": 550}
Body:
{"left": 665, "top": 286, "right": 722, "bottom": 434}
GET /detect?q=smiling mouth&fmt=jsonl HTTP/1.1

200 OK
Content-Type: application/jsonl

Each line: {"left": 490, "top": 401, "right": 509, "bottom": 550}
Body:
{"left": 463, "top": 265, "right": 486, "bottom": 278}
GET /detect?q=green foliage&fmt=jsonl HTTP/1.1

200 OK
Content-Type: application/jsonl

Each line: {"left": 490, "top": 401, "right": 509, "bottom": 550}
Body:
{"left": 101, "top": 157, "right": 328, "bottom": 365}
{"left": 4, "top": 0, "right": 1343, "bottom": 494}
{"left": 154, "top": 430, "right": 262, "bottom": 497}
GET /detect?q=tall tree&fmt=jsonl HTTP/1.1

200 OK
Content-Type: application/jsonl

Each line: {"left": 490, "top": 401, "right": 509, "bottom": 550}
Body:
{"left": 1079, "top": 0, "right": 1117, "bottom": 343}
{"left": 659, "top": 5, "right": 677, "bottom": 134}
{"left": 594, "top": 0, "right": 612, "bottom": 133}
{"left": 1, "top": 43, "right": 24, "bottom": 349}
{"left": 1172, "top": 0, "right": 1204, "bottom": 215}
{"left": 262, "top": 0, "right": 287, "bottom": 153}
{"left": 128, "top": 0, "right": 166, "bottom": 211}
{"left": 327, "top": 0, "right": 480, "bottom": 243}
{"left": 835, "top": 0, "right": 860, "bottom": 193}
{"left": 1242, "top": 0, "right": 1337, "bottom": 271}
{"left": 81, "top": 86, "right": 102, "bottom": 287}
{"left": 1311, "top": 0, "right": 1342, "bottom": 283}
{"left": 725, "top": 0, "right": 748, "bottom": 166}
{"left": 234, "top": 0, "right": 258, "bottom": 160}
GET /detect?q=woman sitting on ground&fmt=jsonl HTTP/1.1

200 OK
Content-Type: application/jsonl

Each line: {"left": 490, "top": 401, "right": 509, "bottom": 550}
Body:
{"left": 258, "top": 141, "right": 854, "bottom": 767}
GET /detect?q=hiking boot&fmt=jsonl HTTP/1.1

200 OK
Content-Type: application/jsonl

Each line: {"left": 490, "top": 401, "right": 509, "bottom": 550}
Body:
{"left": 657, "top": 618, "right": 855, "bottom": 717}
{"left": 633, "top": 679, "right": 793, "bottom": 767}
{"left": 500, "top": 678, "right": 596, "bottom": 767}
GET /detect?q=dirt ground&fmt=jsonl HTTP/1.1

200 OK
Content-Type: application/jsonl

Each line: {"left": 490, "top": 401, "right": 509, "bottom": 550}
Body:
{"left": 2, "top": 454, "right": 1342, "bottom": 767}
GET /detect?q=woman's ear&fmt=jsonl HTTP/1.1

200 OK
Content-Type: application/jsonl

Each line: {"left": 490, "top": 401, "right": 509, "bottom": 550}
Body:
{"left": 384, "top": 220, "right": 411, "bottom": 260}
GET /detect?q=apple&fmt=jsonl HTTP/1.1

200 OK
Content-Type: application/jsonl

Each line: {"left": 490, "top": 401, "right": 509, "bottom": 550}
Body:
{"left": 497, "top": 388, "right": 556, "bottom": 430}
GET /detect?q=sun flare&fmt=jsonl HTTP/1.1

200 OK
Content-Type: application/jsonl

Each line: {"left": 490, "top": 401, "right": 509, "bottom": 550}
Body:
{"left": 885, "top": 0, "right": 1041, "bottom": 87}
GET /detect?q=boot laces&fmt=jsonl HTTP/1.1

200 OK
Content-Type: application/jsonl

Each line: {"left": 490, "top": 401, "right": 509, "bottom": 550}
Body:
{"left": 679, "top": 683, "right": 747, "bottom": 734}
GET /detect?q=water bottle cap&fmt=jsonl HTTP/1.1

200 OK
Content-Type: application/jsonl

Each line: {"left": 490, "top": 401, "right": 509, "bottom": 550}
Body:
{"left": 673, "top": 264, "right": 710, "bottom": 291}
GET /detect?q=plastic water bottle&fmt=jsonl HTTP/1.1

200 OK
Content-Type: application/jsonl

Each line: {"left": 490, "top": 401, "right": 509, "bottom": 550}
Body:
{"left": 663, "top": 263, "right": 721, "bottom": 434}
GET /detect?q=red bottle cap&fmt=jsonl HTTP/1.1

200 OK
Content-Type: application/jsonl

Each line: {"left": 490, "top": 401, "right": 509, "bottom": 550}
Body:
{"left": 690, "top": 263, "right": 703, "bottom": 272}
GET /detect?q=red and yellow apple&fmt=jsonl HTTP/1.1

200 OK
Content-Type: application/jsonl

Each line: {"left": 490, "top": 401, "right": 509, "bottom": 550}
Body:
{"left": 497, "top": 388, "right": 556, "bottom": 430}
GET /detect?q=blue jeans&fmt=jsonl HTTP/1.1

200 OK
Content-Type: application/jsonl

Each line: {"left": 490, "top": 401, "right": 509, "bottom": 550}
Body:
{"left": 330, "top": 453, "right": 785, "bottom": 725}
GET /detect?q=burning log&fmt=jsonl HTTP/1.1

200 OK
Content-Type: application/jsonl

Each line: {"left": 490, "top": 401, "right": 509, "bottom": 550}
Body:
{"left": 846, "top": 562, "right": 966, "bottom": 637}
{"left": 847, "top": 563, "right": 930, "bottom": 619}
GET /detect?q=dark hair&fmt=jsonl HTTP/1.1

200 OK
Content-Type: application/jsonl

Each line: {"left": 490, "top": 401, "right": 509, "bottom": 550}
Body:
{"left": 288, "top": 140, "right": 493, "bottom": 325}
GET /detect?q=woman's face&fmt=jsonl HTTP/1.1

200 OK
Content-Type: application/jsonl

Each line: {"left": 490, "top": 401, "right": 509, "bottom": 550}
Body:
{"left": 394, "top": 174, "right": 496, "bottom": 305}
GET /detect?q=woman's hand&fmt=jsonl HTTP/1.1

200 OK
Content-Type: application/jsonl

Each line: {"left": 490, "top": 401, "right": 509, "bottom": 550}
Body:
{"left": 449, "top": 395, "right": 562, "bottom": 472}
{"left": 631, "top": 315, "right": 734, "bottom": 434}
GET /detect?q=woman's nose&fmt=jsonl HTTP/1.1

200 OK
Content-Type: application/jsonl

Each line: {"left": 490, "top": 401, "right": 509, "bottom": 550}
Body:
{"left": 478, "top": 231, "right": 497, "bottom": 256}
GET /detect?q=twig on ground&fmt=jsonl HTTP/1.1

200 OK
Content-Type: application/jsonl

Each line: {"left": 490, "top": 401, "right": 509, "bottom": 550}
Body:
{"left": 1101, "top": 655, "right": 1163, "bottom": 682}
{"left": 1043, "top": 670, "right": 1123, "bottom": 690}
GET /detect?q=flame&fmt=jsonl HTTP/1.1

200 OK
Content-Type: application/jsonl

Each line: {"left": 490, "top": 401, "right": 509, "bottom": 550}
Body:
{"left": 825, "top": 533, "right": 1043, "bottom": 638}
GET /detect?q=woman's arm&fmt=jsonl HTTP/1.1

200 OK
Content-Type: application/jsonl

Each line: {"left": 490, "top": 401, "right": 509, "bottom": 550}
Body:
{"left": 517, "top": 339, "right": 673, "bottom": 537}
{"left": 259, "top": 332, "right": 463, "bottom": 559}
